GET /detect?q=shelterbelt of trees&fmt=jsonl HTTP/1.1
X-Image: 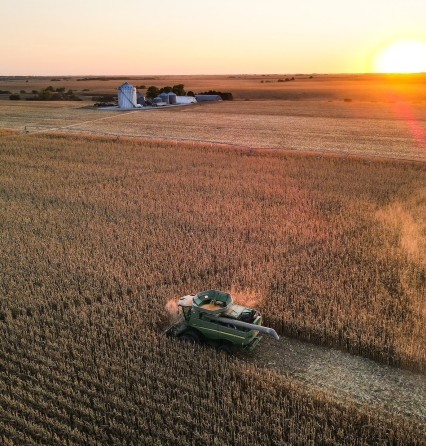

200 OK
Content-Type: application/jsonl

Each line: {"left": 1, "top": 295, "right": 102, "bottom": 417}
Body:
{"left": 10, "top": 85, "right": 82, "bottom": 101}
{"left": 145, "top": 84, "right": 233, "bottom": 100}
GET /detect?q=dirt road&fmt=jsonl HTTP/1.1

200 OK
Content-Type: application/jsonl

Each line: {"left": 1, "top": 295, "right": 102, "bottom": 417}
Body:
{"left": 238, "top": 336, "right": 426, "bottom": 421}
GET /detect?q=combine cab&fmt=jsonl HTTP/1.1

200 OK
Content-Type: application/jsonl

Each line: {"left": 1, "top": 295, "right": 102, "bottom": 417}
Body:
{"left": 165, "top": 290, "right": 279, "bottom": 355}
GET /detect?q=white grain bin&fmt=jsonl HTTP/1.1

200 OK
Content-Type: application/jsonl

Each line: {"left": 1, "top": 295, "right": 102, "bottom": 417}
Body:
{"left": 158, "top": 92, "right": 169, "bottom": 104}
{"left": 168, "top": 92, "right": 177, "bottom": 104}
{"left": 117, "top": 82, "right": 137, "bottom": 108}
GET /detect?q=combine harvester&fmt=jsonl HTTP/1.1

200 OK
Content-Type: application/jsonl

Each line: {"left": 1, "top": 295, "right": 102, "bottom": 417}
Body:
{"left": 166, "top": 289, "right": 279, "bottom": 355}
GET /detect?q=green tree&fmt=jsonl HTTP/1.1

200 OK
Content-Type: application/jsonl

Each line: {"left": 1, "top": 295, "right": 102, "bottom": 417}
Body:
{"left": 39, "top": 88, "right": 54, "bottom": 100}
{"left": 146, "top": 86, "right": 160, "bottom": 99}
{"left": 159, "top": 86, "right": 172, "bottom": 94}
{"left": 172, "top": 84, "right": 185, "bottom": 95}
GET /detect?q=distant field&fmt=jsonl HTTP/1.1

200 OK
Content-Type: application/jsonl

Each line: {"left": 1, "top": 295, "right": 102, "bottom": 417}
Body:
{"left": 1, "top": 98, "right": 426, "bottom": 161}
{"left": 1, "top": 74, "right": 426, "bottom": 161}
{"left": 2, "top": 73, "right": 426, "bottom": 102}
{"left": 1, "top": 132, "right": 425, "bottom": 444}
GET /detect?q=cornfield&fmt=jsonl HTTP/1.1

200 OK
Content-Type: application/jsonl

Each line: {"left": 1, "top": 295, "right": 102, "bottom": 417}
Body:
{"left": 1, "top": 131, "right": 425, "bottom": 444}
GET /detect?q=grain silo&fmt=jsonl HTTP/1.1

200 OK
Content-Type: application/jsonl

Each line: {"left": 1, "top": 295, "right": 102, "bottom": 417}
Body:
{"left": 168, "top": 92, "right": 177, "bottom": 104}
{"left": 117, "top": 82, "right": 137, "bottom": 108}
{"left": 158, "top": 92, "right": 169, "bottom": 104}
{"left": 153, "top": 97, "right": 165, "bottom": 106}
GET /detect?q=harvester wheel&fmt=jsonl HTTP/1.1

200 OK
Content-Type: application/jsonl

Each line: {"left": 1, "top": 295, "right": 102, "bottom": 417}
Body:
{"left": 179, "top": 334, "right": 196, "bottom": 345}
{"left": 217, "top": 344, "right": 234, "bottom": 357}
{"left": 179, "top": 331, "right": 200, "bottom": 345}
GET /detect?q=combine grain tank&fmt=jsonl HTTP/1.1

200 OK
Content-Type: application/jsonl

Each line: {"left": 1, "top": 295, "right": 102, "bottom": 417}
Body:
{"left": 165, "top": 289, "right": 279, "bottom": 355}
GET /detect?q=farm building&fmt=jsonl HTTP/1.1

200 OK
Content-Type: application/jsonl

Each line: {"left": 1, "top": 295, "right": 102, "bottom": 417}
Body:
{"left": 176, "top": 96, "right": 197, "bottom": 104}
{"left": 168, "top": 92, "right": 177, "bottom": 104}
{"left": 195, "top": 94, "right": 222, "bottom": 102}
{"left": 136, "top": 92, "right": 146, "bottom": 106}
{"left": 152, "top": 97, "right": 167, "bottom": 106}
{"left": 117, "top": 82, "right": 137, "bottom": 108}
{"left": 158, "top": 92, "right": 169, "bottom": 104}
{"left": 116, "top": 82, "right": 198, "bottom": 109}
{"left": 152, "top": 94, "right": 197, "bottom": 106}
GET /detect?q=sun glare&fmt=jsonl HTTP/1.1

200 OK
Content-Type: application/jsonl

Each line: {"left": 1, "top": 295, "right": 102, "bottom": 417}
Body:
{"left": 372, "top": 39, "right": 426, "bottom": 73}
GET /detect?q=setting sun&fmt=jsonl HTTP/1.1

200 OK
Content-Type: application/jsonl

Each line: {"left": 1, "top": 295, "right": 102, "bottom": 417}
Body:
{"left": 372, "top": 39, "right": 426, "bottom": 73}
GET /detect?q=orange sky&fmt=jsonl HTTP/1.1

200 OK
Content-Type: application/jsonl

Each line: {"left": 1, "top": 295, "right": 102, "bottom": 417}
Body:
{"left": 1, "top": 0, "right": 426, "bottom": 75}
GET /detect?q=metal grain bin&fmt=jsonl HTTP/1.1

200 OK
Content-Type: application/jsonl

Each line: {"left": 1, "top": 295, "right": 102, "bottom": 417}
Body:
{"left": 117, "top": 82, "right": 137, "bottom": 108}
{"left": 158, "top": 92, "right": 169, "bottom": 104}
{"left": 168, "top": 92, "right": 177, "bottom": 104}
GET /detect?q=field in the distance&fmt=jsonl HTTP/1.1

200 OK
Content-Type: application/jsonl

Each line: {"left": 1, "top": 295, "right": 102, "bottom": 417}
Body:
{"left": 1, "top": 130, "right": 425, "bottom": 444}
{"left": 1, "top": 74, "right": 426, "bottom": 161}
{"left": 2, "top": 73, "right": 426, "bottom": 102}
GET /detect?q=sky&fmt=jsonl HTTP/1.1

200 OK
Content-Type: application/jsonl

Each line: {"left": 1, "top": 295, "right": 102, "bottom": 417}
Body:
{"left": 1, "top": 0, "right": 426, "bottom": 75}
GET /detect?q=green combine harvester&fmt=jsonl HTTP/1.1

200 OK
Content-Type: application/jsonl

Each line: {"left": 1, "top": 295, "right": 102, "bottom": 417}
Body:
{"left": 166, "top": 289, "right": 279, "bottom": 355}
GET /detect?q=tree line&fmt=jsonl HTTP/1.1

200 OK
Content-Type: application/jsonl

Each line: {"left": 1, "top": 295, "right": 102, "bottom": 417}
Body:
{"left": 10, "top": 86, "right": 82, "bottom": 101}
{"left": 144, "top": 84, "right": 233, "bottom": 100}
